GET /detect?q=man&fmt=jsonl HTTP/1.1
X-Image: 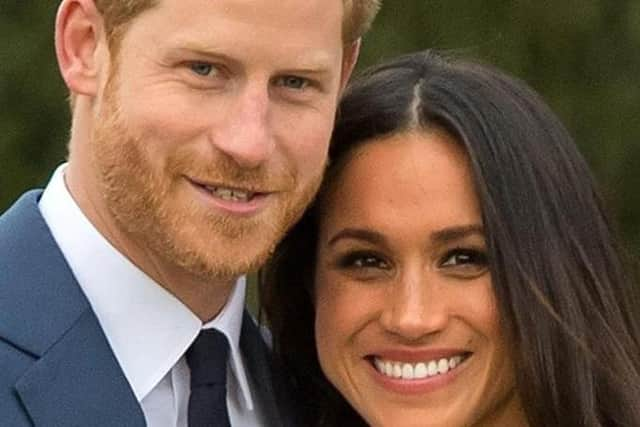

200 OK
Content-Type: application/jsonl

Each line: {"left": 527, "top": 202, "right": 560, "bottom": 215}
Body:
{"left": 0, "top": 0, "right": 380, "bottom": 425}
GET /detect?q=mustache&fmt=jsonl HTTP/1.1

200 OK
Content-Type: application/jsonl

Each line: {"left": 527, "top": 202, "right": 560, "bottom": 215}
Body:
{"left": 169, "top": 151, "right": 297, "bottom": 192}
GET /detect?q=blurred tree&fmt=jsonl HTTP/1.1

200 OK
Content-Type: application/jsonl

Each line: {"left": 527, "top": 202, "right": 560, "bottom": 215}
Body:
{"left": 2, "top": 1, "right": 639, "bottom": 253}
{"left": 1, "top": 2, "right": 69, "bottom": 206}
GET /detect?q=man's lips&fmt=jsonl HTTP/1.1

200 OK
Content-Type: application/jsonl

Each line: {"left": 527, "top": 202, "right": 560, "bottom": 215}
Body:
{"left": 186, "top": 177, "right": 273, "bottom": 214}
{"left": 187, "top": 177, "right": 272, "bottom": 202}
{"left": 201, "top": 185, "right": 256, "bottom": 202}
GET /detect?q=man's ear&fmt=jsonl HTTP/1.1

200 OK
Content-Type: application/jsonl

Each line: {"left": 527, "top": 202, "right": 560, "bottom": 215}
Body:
{"left": 55, "top": 0, "right": 105, "bottom": 97}
{"left": 339, "top": 38, "right": 361, "bottom": 93}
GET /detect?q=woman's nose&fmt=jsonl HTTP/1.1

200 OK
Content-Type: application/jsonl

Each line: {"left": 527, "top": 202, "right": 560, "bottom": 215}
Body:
{"left": 379, "top": 270, "right": 449, "bottom": 341}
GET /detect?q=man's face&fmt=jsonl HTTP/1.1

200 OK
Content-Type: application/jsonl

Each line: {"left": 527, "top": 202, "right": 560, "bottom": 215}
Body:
{"left": 90, "top": 0, "right": 347, "bottom": 282}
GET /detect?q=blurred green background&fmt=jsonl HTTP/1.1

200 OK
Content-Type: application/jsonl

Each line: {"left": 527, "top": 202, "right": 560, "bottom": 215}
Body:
{"left": 2, "top": 1, "right": 639, "bottom": 255}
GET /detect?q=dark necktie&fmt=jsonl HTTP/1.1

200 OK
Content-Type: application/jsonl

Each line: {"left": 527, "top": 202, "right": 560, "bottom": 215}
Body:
{"left": 186, "top": 329, "right": 232, "bottom": 427}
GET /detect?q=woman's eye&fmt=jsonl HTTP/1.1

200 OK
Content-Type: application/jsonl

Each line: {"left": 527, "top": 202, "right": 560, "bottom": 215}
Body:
{"left": 440, "top": 248, "right": 488, "bottom": 274}
{"left": 338, "top": 252, "right": 390, "bottom": 271}
{"left": 189, "top": 62, "right": 216, "bottom": 77}
{"left": 276, "top": 75, "right": 310, "bottom": 90}
{"left": 353, "top": 256, "right": 388, "bottom": 269}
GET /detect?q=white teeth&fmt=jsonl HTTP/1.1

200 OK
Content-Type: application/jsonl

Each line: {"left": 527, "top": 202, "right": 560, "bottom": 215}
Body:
{"left": 206, "top": 186, "right": 253, "bottom": 202}
{"left": 392, "top": 363, "right": 402, "bottom": 378}
{"left": 384, "top": 361, "right": 393, "bottom": 376}
{"left": 401, "top": 363, "right": 414, "bottom": 380}
{"left": 374, "top": 358, "right": 384, "bottom": 373}
{"left": 373, "top": 355, "right": 466, "bottom": 381}
{"left": 427, "top": 360, "right": 438, "bottom": 376}
{"left": 438, "top": 358, "right": 449, "bottom": 374}
{"left": 449, "top": 356, "right": 459, "bottom": 369}
{"left": 414, "top": 363, "right": 428, "bottom": 379}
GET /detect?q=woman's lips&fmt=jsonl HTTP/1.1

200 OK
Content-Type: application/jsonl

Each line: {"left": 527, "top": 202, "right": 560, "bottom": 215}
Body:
{"left": 365, "top": 350, "right": 472, "bottom": 394}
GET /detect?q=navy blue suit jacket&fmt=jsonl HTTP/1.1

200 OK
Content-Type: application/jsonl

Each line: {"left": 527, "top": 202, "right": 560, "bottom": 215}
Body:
{"left": 0, "top": 191, "right": 297, "bottom": 426}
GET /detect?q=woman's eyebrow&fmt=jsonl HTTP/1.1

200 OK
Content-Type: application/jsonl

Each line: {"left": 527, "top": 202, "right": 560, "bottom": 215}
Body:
{"left": 327, "top": 228, "right": 387, "bottom": 247}
{"left": 327, "top": 225, "right": 484, "bottom": 247}
{"left": 430, "top": 224, "right": 484, "bottom": 244}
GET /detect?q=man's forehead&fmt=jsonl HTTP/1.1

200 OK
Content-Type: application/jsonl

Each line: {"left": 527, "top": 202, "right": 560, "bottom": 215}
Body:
{"left": 129, "top": 0, "right": 344, "bottom": 41}
{"left": 123, "top": 0, "right": 346, "bottom": 69}
{"left": 137, "top": 0, "right": 345, "bottom": 27}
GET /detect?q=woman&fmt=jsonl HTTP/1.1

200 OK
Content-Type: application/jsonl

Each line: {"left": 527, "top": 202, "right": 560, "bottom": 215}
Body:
{"left": 260, "top": 51, "right": 640, "bottom": 426}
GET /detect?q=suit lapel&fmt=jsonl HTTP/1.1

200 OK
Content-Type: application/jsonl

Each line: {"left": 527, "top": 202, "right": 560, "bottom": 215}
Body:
{"left": 2, "top": 191, "right": 298, "bottom": 426}
{"left": 0, "top": 191, "right": 145, "bottom": 426}
{"left": 15, "top": 310, "right": 145, "bottom": 426}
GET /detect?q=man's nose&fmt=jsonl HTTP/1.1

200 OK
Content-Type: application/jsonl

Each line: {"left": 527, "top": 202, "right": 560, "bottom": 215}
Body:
{"left": 210, "top": 86, "right": 275, "bottom": 169}
{"left": 379, "top": 269, "right": 449, "bottom": 341}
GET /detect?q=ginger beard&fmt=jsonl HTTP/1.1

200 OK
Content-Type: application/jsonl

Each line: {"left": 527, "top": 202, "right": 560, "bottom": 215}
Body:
{"left": 88, "top": 71, "right": 324, "bottom": 285}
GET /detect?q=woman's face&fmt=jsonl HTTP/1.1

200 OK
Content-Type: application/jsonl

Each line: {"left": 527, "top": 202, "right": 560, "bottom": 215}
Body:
{"left": 314, "top": 130, "right": 524, "bottom": 427}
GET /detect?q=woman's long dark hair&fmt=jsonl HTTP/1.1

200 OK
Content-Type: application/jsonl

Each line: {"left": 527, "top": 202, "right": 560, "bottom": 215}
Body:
{"left": 260, "top": 50, "right": 640, "bottom": 426}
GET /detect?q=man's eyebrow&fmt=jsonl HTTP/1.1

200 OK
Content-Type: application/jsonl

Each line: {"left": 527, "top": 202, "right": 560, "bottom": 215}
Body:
{"left": 165, "top": 45, "right": 335, "bottom": 75}
{"left": 163, "top": 46, "right": 241, "bottom": 67}
{"left": 327, "top": 228, "right": 387, "bottom": 247}
{"left": 430, "top": 224, "right": 484, "bottom": 243}
{"left": 280, "top": 53, "right": 335, "bottom": 75}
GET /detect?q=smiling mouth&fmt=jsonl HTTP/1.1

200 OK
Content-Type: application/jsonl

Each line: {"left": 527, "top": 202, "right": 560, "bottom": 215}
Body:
{"left": 189, "top": 177, "right": 268, "bottom": 203}
{"left": 369, "top": 353, "right": 471, "bottom": 381}
{"left": 203, "top": 185, "right": 257, "bottom": 202}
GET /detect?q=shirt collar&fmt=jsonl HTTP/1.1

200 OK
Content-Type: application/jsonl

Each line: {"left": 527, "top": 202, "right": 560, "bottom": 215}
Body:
{"left": 38, "top": 163, "right": 255, "bottom": 409}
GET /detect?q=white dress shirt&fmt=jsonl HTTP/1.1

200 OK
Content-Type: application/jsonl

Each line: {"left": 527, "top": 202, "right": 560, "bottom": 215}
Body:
{"left": 38, "top": 164, "right": 265, "bottom": 426}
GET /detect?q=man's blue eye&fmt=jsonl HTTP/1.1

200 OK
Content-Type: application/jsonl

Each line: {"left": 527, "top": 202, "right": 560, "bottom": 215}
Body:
{"left": 190, "top": 62, "right": 214, "bottom": 76}
{"left": 279, "top": 76, "right": 309, "bottom": 90}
